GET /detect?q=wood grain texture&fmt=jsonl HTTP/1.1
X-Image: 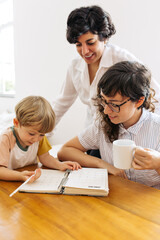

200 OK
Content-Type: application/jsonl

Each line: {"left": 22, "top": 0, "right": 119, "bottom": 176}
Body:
{"left": 0, "top": 164, "right": 160, "bottom": 240}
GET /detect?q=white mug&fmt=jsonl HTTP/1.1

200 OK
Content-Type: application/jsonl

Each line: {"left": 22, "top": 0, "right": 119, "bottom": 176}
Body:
{"left": 113, "top": 139, "right": 136, "bottom": 169}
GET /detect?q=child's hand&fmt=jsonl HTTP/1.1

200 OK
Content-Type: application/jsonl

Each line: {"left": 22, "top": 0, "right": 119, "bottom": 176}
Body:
{"left": 21, "top": 168, "right": 41, "bottom": 182}
{"left": 59, "top": 161, "right": 81, "bottom": 171}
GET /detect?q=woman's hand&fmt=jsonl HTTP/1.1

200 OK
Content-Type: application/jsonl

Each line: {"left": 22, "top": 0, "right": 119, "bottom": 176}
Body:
{"left": 100, "top": 160, "right": 128, "bottom": 179}
{"left": 111, "top": 167, "right": 128, "bottom": 179}
{"left": 132, "top": 147, "right": 160, "bottom": 170}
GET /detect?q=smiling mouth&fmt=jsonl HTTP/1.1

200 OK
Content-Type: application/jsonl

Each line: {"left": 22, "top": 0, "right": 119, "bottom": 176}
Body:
{"left": 108, "top": 116, "right": 117, "bottom": 120}
{"left": 84, "top": 53, "right": 94, "bottom": 58}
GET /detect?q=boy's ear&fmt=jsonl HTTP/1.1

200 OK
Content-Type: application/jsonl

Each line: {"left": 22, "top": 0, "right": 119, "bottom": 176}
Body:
{"left": 13, "top": 118, "right": 19, "bottom": 127}
{"left": 136, "top": 96, "right": 145, "bottom": 108}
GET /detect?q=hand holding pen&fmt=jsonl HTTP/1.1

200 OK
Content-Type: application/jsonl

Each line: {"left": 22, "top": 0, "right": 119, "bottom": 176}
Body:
{"left": 9, "top": 168, "right": 41, "bottom": 197}
{"left": 21, "top": 168, "right": 41, "bottom": 183}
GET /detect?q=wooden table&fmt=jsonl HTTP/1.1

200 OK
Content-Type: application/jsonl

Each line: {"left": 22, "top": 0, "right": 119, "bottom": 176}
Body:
{"left": 1, "top": 164, "right": 160, "bottom": 240}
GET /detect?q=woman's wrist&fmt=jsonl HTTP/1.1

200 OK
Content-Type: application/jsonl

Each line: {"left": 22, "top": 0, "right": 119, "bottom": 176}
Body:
{"left": 98, "top": 159, "right": 115, "bottom": 174}
{"left": 156, "top": 168, "right": 160, "bottom": 175}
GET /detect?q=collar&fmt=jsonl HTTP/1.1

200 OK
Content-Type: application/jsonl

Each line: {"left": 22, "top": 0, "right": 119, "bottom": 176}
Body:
{"left": 11, "top": 126, "right": 29, "bottom": 151}
{"left": 98, "top": 42, "right": 113, "bottom": 68}
{"left": 119, "top": 109, "right": 149, "bottom": 136}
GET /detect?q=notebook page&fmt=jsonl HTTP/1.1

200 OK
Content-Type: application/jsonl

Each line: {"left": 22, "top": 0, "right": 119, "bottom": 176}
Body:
{"left": 19, "top": 169, "right": 66, "bottom": 192}
{"left": 64, "top": 168, "right": 108, "bottom": 190}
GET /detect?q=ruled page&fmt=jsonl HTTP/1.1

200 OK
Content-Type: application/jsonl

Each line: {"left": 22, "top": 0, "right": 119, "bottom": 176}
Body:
{"left": 64, "top": 168, "right": 108, "bottom": 190}
{"left": 19, "top": 169, "right": 66, "bottom": 193}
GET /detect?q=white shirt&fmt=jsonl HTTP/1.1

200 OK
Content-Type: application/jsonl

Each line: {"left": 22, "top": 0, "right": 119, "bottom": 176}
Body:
{"left": 78, "top": 109, "right": 160, "bottom": 189}
{"left": 0, "top": 128, "right": 51, "bottom": 169}
{"left": 53, "top": 43, "right": 160, "bottom": 127}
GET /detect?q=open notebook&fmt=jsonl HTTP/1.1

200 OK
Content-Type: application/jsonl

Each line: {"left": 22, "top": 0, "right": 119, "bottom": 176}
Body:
{"left": 19, "top": 168, "right": 109, "bottom": 196}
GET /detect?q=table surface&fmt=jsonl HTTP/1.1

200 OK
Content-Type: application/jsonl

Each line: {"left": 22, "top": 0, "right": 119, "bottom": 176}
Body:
{"left": 1, "top": 164, "right": 160, "bottom": 240}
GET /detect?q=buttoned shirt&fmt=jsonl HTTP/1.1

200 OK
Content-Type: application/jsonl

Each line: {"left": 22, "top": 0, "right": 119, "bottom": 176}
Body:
{"left": 78, "top": 109, "right": 160, "bottom": 189}
{"left": 53, "top": 43, "right": 160, "bottom": 127}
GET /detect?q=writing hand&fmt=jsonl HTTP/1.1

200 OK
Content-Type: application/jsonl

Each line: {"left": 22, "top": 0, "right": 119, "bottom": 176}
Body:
{"left": 21, "top": 168, "right": 41, "bottom": 182}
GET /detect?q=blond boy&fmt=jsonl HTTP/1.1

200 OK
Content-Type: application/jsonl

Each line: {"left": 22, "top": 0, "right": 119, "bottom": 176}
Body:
{"left": 0, "top": 96, "right": 80, "bottom": 182}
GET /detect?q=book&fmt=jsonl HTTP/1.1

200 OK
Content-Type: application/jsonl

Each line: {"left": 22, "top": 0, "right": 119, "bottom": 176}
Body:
{"left": 19, "top": 168, "right": 109, "bottom": 196}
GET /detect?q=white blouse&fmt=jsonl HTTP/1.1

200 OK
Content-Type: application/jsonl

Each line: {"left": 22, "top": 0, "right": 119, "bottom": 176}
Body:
{"left": 53, "top": 43, "right": 160, "bottom": 127}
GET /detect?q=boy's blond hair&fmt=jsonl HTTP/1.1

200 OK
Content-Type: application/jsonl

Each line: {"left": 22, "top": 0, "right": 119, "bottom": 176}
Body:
{"left": 15, "top": 96, "right": 55, "bottom": 133}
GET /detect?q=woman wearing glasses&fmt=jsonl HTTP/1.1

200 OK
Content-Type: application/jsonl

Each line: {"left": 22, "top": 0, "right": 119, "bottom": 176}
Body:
{"left": 58, "top": 61, "right": 160, "bottom": 189}
{"left": 53, "top": 5, "right": 160, "bottom": 158}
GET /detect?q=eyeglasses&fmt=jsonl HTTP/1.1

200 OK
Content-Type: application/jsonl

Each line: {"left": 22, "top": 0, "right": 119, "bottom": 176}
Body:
{"left": 99, "top": 97, "right": 131, "bottom": 113}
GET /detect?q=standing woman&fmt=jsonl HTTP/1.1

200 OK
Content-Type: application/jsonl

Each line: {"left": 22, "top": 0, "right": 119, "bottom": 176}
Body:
{"left": 52, "top": 5, "right": 160, "bottom": 155}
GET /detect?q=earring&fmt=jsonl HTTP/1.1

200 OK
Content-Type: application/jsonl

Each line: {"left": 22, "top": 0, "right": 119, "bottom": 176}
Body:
{"left": 104, "top": 40, "right": 107, "bottom": 47}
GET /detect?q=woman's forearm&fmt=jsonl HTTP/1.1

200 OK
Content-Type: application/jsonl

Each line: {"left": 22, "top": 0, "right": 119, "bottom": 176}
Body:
{"left": 58, "top": 146, "right": 100, "bottom": 167}
{"left": 58, "top": 146, "right": 117, "bottom": 174}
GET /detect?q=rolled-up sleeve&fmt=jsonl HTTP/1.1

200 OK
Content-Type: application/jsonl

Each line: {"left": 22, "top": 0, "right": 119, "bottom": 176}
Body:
{"left": 78, "top": 121, "right": 101, "bottom": 150}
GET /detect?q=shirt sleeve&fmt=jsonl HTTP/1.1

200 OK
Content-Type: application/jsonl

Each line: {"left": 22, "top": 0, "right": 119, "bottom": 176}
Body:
{"left": 78, "top": 121, "right": 101, "bottom": 150}
{"left": 52, "top": 62, "right": 78, "bottom": 126}
{"left": 0, "top": 134, "right": 11, "bottom": 167}
{"left": 37, "top": 136, "right": 52, "bottom": 156}
{"left": 150, "top": 77, "right": 160, "bottom": 115}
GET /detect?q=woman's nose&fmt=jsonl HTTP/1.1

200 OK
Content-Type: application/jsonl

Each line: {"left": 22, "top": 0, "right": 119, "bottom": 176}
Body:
{"left": 103, "top": 105, "right": 113, "bottom": 114}
{"left": 81, "top": 44, "right": 89, "bottom": 55}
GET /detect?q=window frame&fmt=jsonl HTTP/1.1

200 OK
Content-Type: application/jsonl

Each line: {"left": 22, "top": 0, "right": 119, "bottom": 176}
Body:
{"left": 0, "top": 0, "right": 15, "bottom": 98}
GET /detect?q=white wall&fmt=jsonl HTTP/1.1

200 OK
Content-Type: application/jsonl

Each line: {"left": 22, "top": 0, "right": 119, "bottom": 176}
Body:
{"left": 1, "top": 0, "right": 160, "bottom": 144}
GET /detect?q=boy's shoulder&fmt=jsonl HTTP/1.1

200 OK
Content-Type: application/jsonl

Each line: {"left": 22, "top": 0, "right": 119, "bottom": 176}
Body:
{"left": 0, "top": 127, "right": 16, "bottom": 145}
{"left": 1, "top": 127, "right": 14, "bottom": 136}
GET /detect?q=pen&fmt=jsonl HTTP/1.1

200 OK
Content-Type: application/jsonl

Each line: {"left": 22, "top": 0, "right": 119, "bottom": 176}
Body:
{"left": 9, "top": 170, "right": 36, "bottom": 197}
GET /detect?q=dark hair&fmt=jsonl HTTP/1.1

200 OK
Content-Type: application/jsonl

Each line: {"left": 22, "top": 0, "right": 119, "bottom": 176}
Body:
{"left": 96, "top": 61, "right": 156, "bottom": 142}
{"left": 66, "top": 5, "right": 116, "bottom": 43}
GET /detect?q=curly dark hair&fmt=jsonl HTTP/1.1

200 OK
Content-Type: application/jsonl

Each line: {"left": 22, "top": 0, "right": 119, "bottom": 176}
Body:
{"left": 95, "top": 61, "right": 156, "bottom": 142}
{"left": 66, "top": 5, "right": 116, "bottom": 43}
